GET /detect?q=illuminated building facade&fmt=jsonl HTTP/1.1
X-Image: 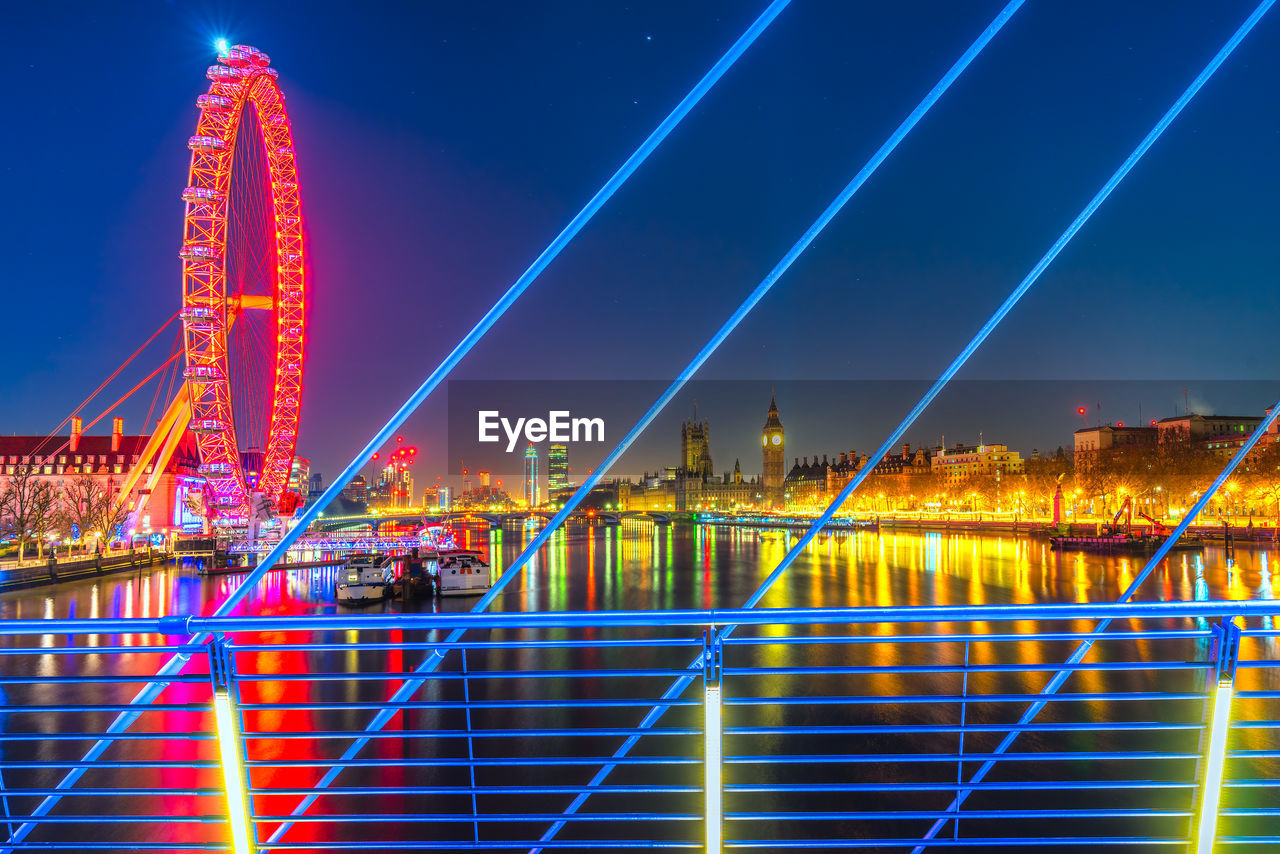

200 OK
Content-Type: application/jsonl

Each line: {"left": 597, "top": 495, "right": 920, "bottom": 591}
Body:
{"left": 287, "top": 456, "right": 310, "bottom": 496}
{"left": 340, "top": 474, "right": 367, "bottom": 504}
{"left": 0, "top": 420, "right": 201, "bottom": 535}
{"left": 548, "top": 444, "right": 569, "bottom": 492}
{"left": 931, "top": 442, "right": 1024, "bottom": 488}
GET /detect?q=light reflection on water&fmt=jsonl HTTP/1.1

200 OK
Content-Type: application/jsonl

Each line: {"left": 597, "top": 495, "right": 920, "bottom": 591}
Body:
{"left": 0, "top": 522, "right": 1277, "bottom": 848}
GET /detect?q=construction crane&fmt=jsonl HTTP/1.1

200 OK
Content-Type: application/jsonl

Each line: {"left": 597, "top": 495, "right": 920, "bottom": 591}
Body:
{"left": 1108, "top": 495, "right": 1133, "bottom": 535}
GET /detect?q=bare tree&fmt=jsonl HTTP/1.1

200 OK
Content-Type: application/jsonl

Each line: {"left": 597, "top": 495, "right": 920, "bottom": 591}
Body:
{"left": 59, "top": 475, "right": 128, "bottom": 551}
{"left": 0, "top": 466, "right": 59, "bottom": 561}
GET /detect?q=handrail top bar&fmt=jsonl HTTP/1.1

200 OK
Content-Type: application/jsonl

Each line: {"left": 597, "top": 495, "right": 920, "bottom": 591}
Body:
{"left": 1, "top": 599, "right": 1275, "bottom": 637}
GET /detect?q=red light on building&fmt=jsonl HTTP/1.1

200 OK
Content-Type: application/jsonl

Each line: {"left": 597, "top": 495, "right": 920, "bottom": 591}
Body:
{"left": 1116, "top": 421, "right": 1124, "bottom": 428}
{"left": 1076, "top": 407, "right": 1087, "bottom": 416}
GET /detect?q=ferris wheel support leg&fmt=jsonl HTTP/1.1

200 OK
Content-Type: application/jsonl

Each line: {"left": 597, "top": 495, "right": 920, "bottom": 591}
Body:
{"left": 113, "top": 391, "right": 192, "bottom": 521}
{"left": 134, "top": 404, "right": 194, "bottom": 525}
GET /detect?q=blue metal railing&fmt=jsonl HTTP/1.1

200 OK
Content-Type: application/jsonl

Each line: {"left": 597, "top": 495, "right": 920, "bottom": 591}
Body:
{"left": 0, "top": 600, "right": 1277, "bottom": 851}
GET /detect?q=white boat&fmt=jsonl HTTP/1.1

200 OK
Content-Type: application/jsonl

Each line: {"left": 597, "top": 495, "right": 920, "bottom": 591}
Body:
{"left": 433, "top": 549, "right": 491, "bottom": 597}
{"left": 336, "top": 554, "right": 395, "bottom": 603}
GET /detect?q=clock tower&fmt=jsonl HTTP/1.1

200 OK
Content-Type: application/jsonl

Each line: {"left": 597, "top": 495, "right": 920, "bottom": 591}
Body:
{"left": 762, "top": 395, "right": 785, "bottom": 508}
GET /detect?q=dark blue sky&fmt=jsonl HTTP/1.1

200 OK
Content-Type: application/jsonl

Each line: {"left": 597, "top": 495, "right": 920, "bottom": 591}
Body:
{"left": 4, "top": 1, "right": 1279, "bottom": 485}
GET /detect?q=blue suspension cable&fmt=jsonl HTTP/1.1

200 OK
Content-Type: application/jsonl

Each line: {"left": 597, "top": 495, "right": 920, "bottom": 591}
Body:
{"left": 916, "top": 393, "right": 1280, "bottom": 849}
{"left": 256, "top": 0, "right": 1028, "bottom": 845}
{"left": 0, "top": 6, "right": 789, "bottom": 850}
{"left": 536, "top": 1, "right": 1275, "bottom": 847}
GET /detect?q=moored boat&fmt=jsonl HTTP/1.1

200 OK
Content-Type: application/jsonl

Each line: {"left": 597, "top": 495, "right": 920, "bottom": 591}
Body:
{"left": 432, "top": 549, "right": 491, "bottom": 597}
{"left": 336, "top": 554, "right": 395, "bottom": 603}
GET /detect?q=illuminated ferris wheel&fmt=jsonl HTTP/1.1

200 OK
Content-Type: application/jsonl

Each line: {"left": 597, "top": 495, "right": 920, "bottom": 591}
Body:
{"left": 179, "top": 44, "right": 305, "bottom": 517}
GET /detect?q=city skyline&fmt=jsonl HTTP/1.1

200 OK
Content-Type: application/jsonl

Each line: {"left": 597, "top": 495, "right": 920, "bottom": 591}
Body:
{"left": 5, "top": 2, "right": 1280, "bottom": 484}
{"left": 404, "top": 381, "right": 1280, "bottom": 493}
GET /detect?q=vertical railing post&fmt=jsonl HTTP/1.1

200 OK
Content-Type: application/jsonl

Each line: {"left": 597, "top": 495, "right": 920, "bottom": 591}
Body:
{"left": 703, "top": 627, "right": 724, "bottom": 854}
{"left": 1195, "top": 617, "right": 1241, "bottom": 853}
{"left": 953, "top": 639, "right": 970, "bottom": 842}
{"left": 0, "top": 766, "right": 13, "bottom": 841}
{"left": 209, "top": 634, "right": 255, "bottom": 854}
{"left": 462, "top": 646, "right": 479, "bottom": 845}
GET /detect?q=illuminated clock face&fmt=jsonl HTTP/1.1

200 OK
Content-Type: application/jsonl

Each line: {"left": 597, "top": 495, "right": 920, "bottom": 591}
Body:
{"left": 762, "top": 435, "right": 768, "bottom": 446}
{"left": 772, "top": 434, "right": 781, "bottom": 445}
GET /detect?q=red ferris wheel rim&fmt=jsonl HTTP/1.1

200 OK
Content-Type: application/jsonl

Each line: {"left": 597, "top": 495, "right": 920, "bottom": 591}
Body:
{"left": 179, "top": 44, "right": 304, "bottom": 518}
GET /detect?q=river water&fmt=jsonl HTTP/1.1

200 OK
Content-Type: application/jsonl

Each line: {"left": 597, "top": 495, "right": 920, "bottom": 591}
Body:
{"left": 1, "top": 522, "right": 1276, "bottom": 852}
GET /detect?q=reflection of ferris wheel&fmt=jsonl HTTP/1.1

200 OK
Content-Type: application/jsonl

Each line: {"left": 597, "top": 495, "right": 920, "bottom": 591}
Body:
{"left": 179, "top": 44, "right": 305, "bottom": 518}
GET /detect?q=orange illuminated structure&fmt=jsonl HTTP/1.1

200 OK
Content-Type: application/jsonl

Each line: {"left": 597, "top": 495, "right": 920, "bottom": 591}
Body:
{"left": 121, "top": 44, "right": 305, "bottom": 524}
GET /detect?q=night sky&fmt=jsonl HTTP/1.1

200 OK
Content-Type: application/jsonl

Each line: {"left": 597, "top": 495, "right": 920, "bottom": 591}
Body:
{"left": 4, "top": 1, "right": 1280, "bottom": 487}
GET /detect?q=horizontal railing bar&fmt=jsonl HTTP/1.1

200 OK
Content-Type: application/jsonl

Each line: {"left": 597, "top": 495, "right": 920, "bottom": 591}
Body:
{"left": 0, "top": 847, "right": 229, "bottom": 852}
{"left": 0, "top": 704, "right": 210, "bottom": 714}
{"left": 727, "top": 691, "right": 1208, "bottom": 705}
{"left": 0, "top": 788, "right": 219, "bottom": 797}
{"left": 244, "top": 756, "right": 699, "bottom": 768}
{"left": 229, "top": 638, "right": 705, "bottom": 652}
{"left": 235, "top": 698, "right": 701, "bottom": 711}
{"left": 721, "top": 839, "right": 1187, "bottom": 848}
{"left": 0, "top": 645, "right": 203, "bottom": 655}
{"left": 0, "top": 760, "right": 217, "bottom": 769}
{"left": 246, "top": 844, "right": 697, "bottom": 851}
{"left": 3, "top": 816, "right": 227, "bottom": 824}
{"left": 725, "top": 808, "right": 1191, "bottom": 820}
{"left": 724, "top": 630, "right": 1217, "bottom": 645}
{"left": 724, "top": 751, "right": 1200, "bottom": 763}
{"left": 249, "top": 813, "right": 700, "bottom": 822}
{"left": 726, "top": 722, "right": 1202, "bottom": 735}
{"left": 0, "top": 733, "right": 214, "bottom": 741}
{"left": 231, "top": 667, "right": 698, "bottom": 682}
{"left": 0, "top": 675, "right": 209, "bottom": 686}
{"left": 231, "top": 721, "right": 1202, "bottom": 740}
{"left": 723, "top": 662, "right": 1209, "bottom": 676}
{"left": 1, "top": 599, "right": 1276, "bottom": 636}
{"left": 246, "top": 785, "right": 702, "bottom": 796}
{"left": 725, "top": 780, "right": 1196, "bottom": 792}
{"left": 242, "top": 726, "right": 699, "bottom": 739}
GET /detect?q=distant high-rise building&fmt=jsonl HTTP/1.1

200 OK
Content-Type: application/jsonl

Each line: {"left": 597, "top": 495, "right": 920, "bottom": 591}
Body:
{"left": 287, "top": 456, "right": 310, "bottom": 496}
{"left": 762, "top": 395, "right": 785, "bottom": 508}
{"left": 396, "top": 467, "right": 414, "bottom": 508}
{"left": 341, "top": 474, "right": 368, "bottom": 504}
{"left": 524, "top": 444, "right": 540, "bottom": 507}
{"left": 548, "top": 444, "right": 569, "bottom": 492}
{"left": 479, "top": 470, "right": 491, "bottom": 488}
{"left": 437, "top": 485, "right": 452, "bottom": 510}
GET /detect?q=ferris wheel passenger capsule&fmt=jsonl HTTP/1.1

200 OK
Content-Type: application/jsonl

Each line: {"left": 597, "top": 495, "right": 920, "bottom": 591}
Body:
{"left": 179, "top": 243, "right": 220, "bottom": 262}
{"left": 206, "top": 64, "right": 244, "bottom": 83}
{"left": 182, "top": 186, "right": 225, "bottom": 205}
{"left": 197, "top": 93, "right": 234, "bottom": 112}
{"left": 190, "top": 419, "right": 229, "bottom": 434}
{"left": 180, "top": 306, "right": 221, "bottom": 329}
{"left": 188, "top": 135, "right": 227, "bottom": 152}
{"left": 198, "top": 463, "right": 234, "bottom": 476}
{"left": 183, "top": 365, "right": 224, "bottom": 381}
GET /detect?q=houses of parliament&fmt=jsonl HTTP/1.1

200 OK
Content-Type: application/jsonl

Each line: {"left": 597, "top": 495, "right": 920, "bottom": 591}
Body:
{"left": 618, "top": 397, "right": 786, "bottom": 511}
{"left": 617, "top": 395, "right": 947, "bottom": 512}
